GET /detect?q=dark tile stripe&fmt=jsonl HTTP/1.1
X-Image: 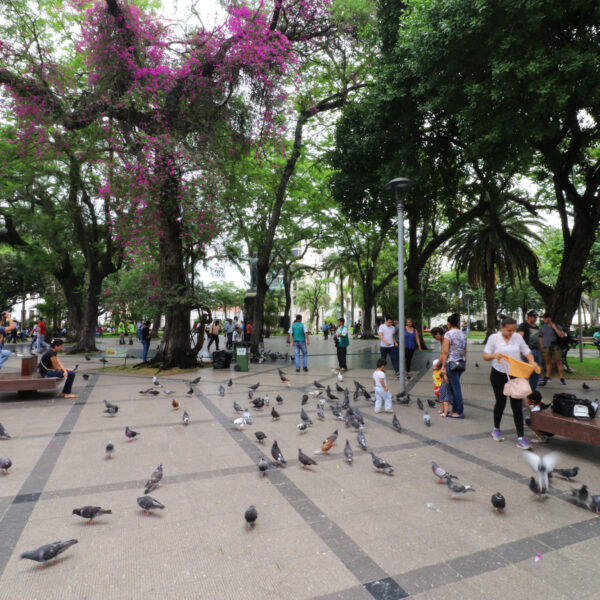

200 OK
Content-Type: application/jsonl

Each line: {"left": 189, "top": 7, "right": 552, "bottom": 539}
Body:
{"left": 0, "top": 375, "right": 97, "bottom": 577}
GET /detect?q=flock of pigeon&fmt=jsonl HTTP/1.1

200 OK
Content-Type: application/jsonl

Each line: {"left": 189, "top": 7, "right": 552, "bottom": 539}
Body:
{"left": 1, "top": 359, "right": 598, "bottom": 569}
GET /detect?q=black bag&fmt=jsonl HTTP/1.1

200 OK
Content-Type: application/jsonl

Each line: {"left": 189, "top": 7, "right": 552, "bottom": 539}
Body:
{"left": 552, "top": 393, "right": 597, "bottom": 420}
{"left": 212, "top": 350, "right": 232, "bottom": 369}
{"left": 447, "top": 359, "right": 466, "bottom": 372}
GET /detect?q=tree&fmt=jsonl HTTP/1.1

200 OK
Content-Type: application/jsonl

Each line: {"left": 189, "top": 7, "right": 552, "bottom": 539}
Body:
{"left": 295, "top": 278, "right": 330, "bottom": 331}
{"left": 446, "top": 204, "right": 541, "bottom": 335}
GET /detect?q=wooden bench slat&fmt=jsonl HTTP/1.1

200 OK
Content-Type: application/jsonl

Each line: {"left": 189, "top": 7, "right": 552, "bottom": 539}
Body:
{"left": 530, "top": 410, "right": 600, "bottom": 446}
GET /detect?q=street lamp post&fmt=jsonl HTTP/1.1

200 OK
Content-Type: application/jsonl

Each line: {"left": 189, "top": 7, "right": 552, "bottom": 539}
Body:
{"left": 386, "top": 177, "right": 416, "bottom": 398}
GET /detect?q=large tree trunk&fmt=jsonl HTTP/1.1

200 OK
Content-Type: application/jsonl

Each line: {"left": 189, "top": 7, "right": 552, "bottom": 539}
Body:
{"left": 484, "top": 271, "right": 497, "bottom": 336}
{"left": 69, "top": 271, "right": 102, "bottom": 353}
{"left": 282, "top": 267, "right": 292, "bottom": 333}
{"left": 362, "top": 288, "right": 375, "bottom": 335}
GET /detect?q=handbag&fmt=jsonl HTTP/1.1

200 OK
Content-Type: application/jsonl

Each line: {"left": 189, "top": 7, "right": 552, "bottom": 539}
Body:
{"left": 502, "top": 364, "right": 531, "bottom": 399}
{"left": 447, "top": 359, "right": 466, "bottom": 372}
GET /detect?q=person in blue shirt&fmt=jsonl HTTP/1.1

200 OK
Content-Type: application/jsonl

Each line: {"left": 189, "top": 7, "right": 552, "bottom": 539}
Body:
{"left": 224, "top": 318, "right": 234, "bottom": 350}
{"left": 288, "top": 314, "right": 310, "bottom": 372}
{"left": 322, "top": 322, "right": 329, "bottom": 340}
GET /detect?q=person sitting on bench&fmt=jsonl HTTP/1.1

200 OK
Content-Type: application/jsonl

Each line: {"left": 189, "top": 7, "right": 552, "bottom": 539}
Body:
{"left": 38, "top": 338, "right": 78, "bottom": 398}
{"left": 0, "top": 312, "right": 16, "bottom": 370}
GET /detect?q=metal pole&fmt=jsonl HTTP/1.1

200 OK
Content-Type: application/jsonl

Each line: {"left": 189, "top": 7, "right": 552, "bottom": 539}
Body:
{"left": 579, "top": 298, "right": 584, "bottom": 363}
{"left": 396, "top": 191, "right": 406, "bottom": 396}
{"left": 467, "top": 295, "right": 471, "bottom": 334}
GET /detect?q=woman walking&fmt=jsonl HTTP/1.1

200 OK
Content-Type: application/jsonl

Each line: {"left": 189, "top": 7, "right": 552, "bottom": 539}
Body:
{"left": 403, "top": 318, "right": 422, "bottom": 375}
{"left": 483, "top": 317, "right": 540, "bottom": 450}
{"left": 439, "top": 313, "right": 467, "bottom": 418}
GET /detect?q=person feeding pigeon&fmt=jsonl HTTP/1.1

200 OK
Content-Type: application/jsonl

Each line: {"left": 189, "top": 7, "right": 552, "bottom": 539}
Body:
{"left": 372, "top": 358, "right": 392, "bottom": 414}
{"left": 38, "top": 339, "right": 78, "bottom": 398}
{"left": 524, "top": 390, "right": 554, "bottom": 444}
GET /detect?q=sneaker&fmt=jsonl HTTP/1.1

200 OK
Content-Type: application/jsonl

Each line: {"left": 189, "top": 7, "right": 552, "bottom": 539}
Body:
{"left": 395, "top": 372, "right": 400, "bottom": 377}
{"left": 296, "top": 368, "right": 300, "bottom": 373}
{"left": 374, "top": 409, "right": 382, "bottom": 414}
{"left": 383, "top": 409, "right": 394, "bottom": 413}
{"left": 303, "top": 367, "right": 308, "bottom": 372}
{"left": 491, "top": 429, "right": 504, "bottom": 442}
{"left": 560, "top": 378, "right": 566, "bottom": 385}
{"left": 531, "top": 435, "right": 549, "bottom": 444}
{"left": 516, "top": 437, "right": 531, "bottom": 450}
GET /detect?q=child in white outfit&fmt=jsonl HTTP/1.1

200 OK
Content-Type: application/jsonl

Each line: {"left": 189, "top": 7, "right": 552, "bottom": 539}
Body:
{"left": 373, "top": 358, "right": 393, "bottom": 413}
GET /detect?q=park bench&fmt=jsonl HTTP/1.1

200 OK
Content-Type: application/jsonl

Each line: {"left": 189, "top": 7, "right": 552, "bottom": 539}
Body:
{"left": 0, "top": 356, "right": 60, "bottom": 394}
{"left": 530, "top": 410, "right": 600, "bottom": 447}
{"left": 581, "top": 336, "right": 600, "bottom": 356}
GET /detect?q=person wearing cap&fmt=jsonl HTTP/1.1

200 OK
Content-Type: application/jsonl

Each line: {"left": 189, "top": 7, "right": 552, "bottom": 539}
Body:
{"left": 517, "top": 310, "right": 542, "bottom": 390}
{"left": 538, "top": 312, "right": 566, "bottom": 386}
{"left": 141, "top": 320, "right": 152, "bottom": 363}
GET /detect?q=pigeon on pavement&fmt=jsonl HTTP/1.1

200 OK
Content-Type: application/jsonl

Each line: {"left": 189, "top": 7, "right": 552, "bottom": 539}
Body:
{"left": 446, "top": 478, "right": 475, "bottom": 498}
{"left": 0, "top": 423, "right": 11, "bottom": 440}
{"left": 427, "top": 398, "right": 436, "bottom": 408}
{"left": 163, "top": 389, "right": 175, "bottom": 396}
{"left": 416, "top": 398, "right": 424, "bottom": 410}
{"left": 276, "top": 393, "right": 284, "bottom": 405}
{"left": 0, "top": 457, "right": 12, "bottom": 474}
{"left": 125, "top": 426, "right": 139, "bottom": 441}
{"left": 298, "top": 448, "right": 318, "bottom": 469}
{"left": 301, "top": 394, "right": 308, "bottom": 405}
{"left": 219, "top": 385, "right": 225, "bottom": 397}
{"left": 82, "top": 373, "right": 90, "bottom": 380}
{"left": 571, "top": 485, "right": 591, "bottom": 510}
{"left": 250, "top": 398, "right": 264, "bottom": 410}
{"left": 524, "top": 451, "right": 559, "bottom": 493}
{"left": 423, "top": 410, "right": 431, "bottom": 426}
{"left": 171, "top": 398, "right": 179, "bottom": 410}
{"left": 338, "top": 371, "right": 343, "bottom": 382}
{"left": 105, "top": 441, "right": 114, "bottom": 459}
{"left": 357, "top": 426, "right": 367, "bottom": 450}
{"left": 316, "top": 405, "right": 325, "bottom": 420}
{"left": 233, "top": 417, "right": 246, "bottom": 431}
{"left": 300, "top": 408, "right": 312, "bottom": 426}
{"left": 153, "top": 376, "right": 161, "bottom": 387}
{"left": 233, "top": 401, "right": 243, "bottom": 413}
{"left": 271, "top": 406, "right": 280, "bottom": 421}
{"left": 137, "top": 496, "right": 165, "bottom": 514}
{"left": 491, "top": 492, "right": 506, "bottom": 513}
{"left": 182, "top": 411, "right": 190, "bottom": 425}
{"left": 20, "top": 539, "right": 78, "bottom": 565}
{"left": 371, "top": 452, "right": 394, "bottom": 474}
{"left": 186, "top": 387, "right": 194, "bottom": 395}
{"left": 431, "top": 461, "right": 457, "bottom": 483}
{"left": 190, "top": 377, "right": 201, "bottom": 385}
{"left": 591, "top": 494, "right": 600, "bottom": 514}
{"left": 255, "top": 431, "right": 267, "bottom": 444}
{"left": 583, "top": 382, "right": 590, "bottom": 390}
{"left": 314, "top": 380, "right": 324, "bottom": 389}
{"left": 554, "top": 466, "right": 579, "bottom": 481}
{"left": 529, "top": 476, "right": 547, "bottom": 498}
{"left": 271, "top": 441, "right": 286, "bottom": 466}
{"left": 249, "top": 382, "right": 260, "bottom": 391}
{"left": 243, "top": 409, "right": 253, "bottom": 425}
{"left": 244, "top": 505, "right": 257, "bottom": 530}
{"left": 335, "top": 383, "right": 344, "bottom": 392}
{"left": 344, "top": 440, "right": 353, "bottom": 463}
{"left": 297, "top": 423, "right": 308, "bottom": 433}
{"left": 257, "top": 456, "right": 269, "bottom": 476}
{"left": 227, "top": 378, "right": 233, "bottom": 387}
{"left": 392, "top": 413, "right": 402, "bottom": 432}
{"left": 146, "top": 464, "right": 163, "bottom": 486}
{"left": 72, "top": 506, "right": 112, "bottom": 524}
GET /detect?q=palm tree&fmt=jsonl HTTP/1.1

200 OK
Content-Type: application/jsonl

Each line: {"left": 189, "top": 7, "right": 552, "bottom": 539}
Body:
{"left": 445, "top": 204, "right": 541, "bottom": 335}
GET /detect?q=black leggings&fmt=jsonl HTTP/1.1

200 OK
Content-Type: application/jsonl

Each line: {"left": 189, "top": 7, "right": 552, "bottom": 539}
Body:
{"left": 405, "top": 347, "right": 415, "bottom": 372}
{"left": 490, "top": 368, "right": 524, "bottom": 437}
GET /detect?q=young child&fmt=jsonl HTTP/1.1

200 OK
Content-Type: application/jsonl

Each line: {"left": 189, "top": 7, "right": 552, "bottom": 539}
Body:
{"left": 438, "top": 367, "right": 454, "bottom": 417}
{"left": 524, "top": 390, "right": 553, "bottom": 443}
{"left": 373, "top": 358, "right": 392, "bottom": 414}
{"left": 432, "top": 359, "right": 442, "bottom": 401}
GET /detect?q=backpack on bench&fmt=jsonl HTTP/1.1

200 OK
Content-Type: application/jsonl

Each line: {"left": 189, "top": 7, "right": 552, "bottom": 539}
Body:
{"left": 552, "top": 393, "right": 598, "bottom": 420}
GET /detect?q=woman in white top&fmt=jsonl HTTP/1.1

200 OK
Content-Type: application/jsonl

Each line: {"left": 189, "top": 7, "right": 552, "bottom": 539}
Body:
{"left": 483, "top": 317, "right": 540, "bottom": 450}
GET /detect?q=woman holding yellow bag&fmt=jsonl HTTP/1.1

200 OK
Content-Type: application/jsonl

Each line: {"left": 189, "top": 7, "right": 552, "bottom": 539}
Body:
{"left": 483, "top": 317, "right": 541, "bottom": 450}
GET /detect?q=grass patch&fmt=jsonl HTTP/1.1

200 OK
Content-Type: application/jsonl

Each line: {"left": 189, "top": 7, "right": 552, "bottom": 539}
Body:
{"left": 563, "top": 357, "right": 600, "bottom": 380}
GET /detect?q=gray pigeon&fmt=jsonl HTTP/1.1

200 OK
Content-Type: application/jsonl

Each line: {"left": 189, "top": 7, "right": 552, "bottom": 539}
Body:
{"left": 271, "top": 441, "right": 286, "bottom": 465}
{"left": 104, "top": 405, "right": 118, "bottom": 416}
{"left": 244, "top": 505, "right": 257, "bottom": 529}
{"left": 72, "top": 506, "right": 112, "bottom": 523}
{"left": 353, "top": 407, "right": 364, "bottom": 425}
{"left": 276, "top": 393, "right": 284, "bottom": 405}
{"left": 591, "top": 494, "right": 600, "bottom": 514}
{"left": 163, "top": 389, "right": 175, "bottom": 396}
{"left": 0, "top": 457, "right": 12, "bottom": 473}
{"left": 186, "top": 387, "right": 194, "bottom": 395}
{"left": 371, "top": 452, "right": 394, "bottom": 474}
{"left": 233, "top": 401, "right": 243, "bottom": 413}
{"left": 392, "top": 413, "right": 402, "bottom": 432}
{"left": 427, "top": 398, "right": 436, "bottom": 408}
{"left": 314, "top": 380, "right": 324, "bottom": 389}
{"left": 416, "top": 398, "right": 424, "bottom": 410}
{"left": 529, "top": 476, "right": 547, "bottom": 498}
{"left": 249, "top": 382, "right": 260, "bottom": 391}
{"left": 344, "top": 440, "right": 353, "bottom": 463}
{"left": 137, "top": 496, "right": 165, "bottom": 514}
{"left": 336, "top": 383, "right": 344, "bottom": 392}
{"left": 446, "top": 478, "right": 475, "bottom": 498}
{"left": 125, "top": 426, "right": 139, "bottom": 441}
{"left": 301, "top": 394, "right": 309, "bottom": 405}
{"left": 491, "top": 492, "right": 506, "bottom": 513}
{"left": 153, "top": 376, "right": 161, "bottom": 387}
{"left": 431, "top": 461, "right": 457, "bottom": 483}
{"left": 571, "top": 485, "right": 591, "bottom": 510}
{"left": 524, "top": 451, "right": 559, "bottom": 493}
{"left": 357, "top": 426, "right": 367, "bottom": 450}
{"left": 255, "top": 431, "right": 267, "bottom": 444}
{"left": 146, "top": 464, "right": 163, "bottom": 487}
{"left": 300, "top": 408, "right": 312, "bottom": 426}
{"left": 20, "top": 539, "right": 78, "bottom": 564}
{"left": 297, "top": 423, "right": 308, "bottom": 433}
{"left": 227, "top": 378, "right": 233, "bottom": 387}
{"left": 554, "top": 466, "right": 579, "bottom": 481}
{"left": 219, "top": 385, "right": 225, "bottom": 397}
{"left": 105, "top": 441, "right": 114, "bottom": 459}
{"left": 190, "top": 377, "right": 201, "bottom": 384}
{"left": 243, "top": 409, "right": 253, "bottom": 425}
{"left": 298, "top": 448, "right": 318, "bottom": 469}
{"left": 423, "top": 410, "right": 431, "bottom": 426}
{"left": 316, "top": 405, "right": 325, "bottom": 420}
{"left": 182, "top": 411, "right": 190, "bottom": 425}
{"left": 257, "top": 456, "right": 269, "bottom": 476}
{"left": 248, "top": 390, "right": 254, "bottom": 400}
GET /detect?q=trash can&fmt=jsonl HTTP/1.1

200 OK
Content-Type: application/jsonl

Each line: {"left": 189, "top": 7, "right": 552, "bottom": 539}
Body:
{"left": 233, "top": 341, "right": 251, "bottom": 371}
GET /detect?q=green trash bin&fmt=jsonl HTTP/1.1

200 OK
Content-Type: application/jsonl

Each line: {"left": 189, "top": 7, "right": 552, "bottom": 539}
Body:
{"left": 234, "top": 342, "right": 250, "bottom": 371}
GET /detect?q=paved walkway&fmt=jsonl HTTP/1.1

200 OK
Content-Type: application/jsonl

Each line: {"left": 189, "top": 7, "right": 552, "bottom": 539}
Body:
{"left": 0, "top": 337, "right": 599, "bottom": 599}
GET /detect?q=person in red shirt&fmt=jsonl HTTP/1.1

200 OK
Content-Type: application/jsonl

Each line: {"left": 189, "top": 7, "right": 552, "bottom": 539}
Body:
{"left": 35, "top": 317, "right": 50, "bottom": 354}
{"left": 244, "top": 320, "right": 252, "bottom": 342}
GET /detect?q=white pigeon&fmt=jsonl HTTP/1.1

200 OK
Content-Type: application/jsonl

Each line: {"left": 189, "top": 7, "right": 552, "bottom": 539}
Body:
{"left": 264, "top": 393, "right": 270, "bottom": 406}
{"left": 243, "top": 409, "right": 253, "bottom": 426}
{"left": 338, "top": 372, "right": 343, "bottom": 382}
{"left": 234, "top": 418, "right": 246, "bottom": 431}
{"left": 524, "top": 451, "right": 559, "bottom": 493}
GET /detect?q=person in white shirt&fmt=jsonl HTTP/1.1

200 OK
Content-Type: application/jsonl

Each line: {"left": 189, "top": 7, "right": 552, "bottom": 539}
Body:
{"left": 483, "top": 316, "right": 540, "bottom": 450}
{"left": 372, "top": 358, "right": 392, "bottom": 413}
{"left": 378, "top": 316, "right": 399, "bottom": 376}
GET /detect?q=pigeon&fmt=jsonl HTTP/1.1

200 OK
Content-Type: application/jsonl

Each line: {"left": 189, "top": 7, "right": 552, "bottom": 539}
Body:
{"left": 314, "top": 380, "right": 324, "bottom": 389}
{"left": 349, "top": 416, "right": 361, "bottom": 431}
{"left": 146, "top": 464, "right": 163, "bottom": 486}
{"left": 257, "top": 456, "right": 269, "bottom": 476}
{"left": 249, "top": 382, "right": 260, "bottom": 391}
{"left": 280, "top": 373, "right": 290, "bottom": 385}
{"left": 426, "top": 360, "right": 430, "bottom": 368}
{"left": 475, "top": 363, "right": 480, "bottom": 368}
{"left": 353, "top": 407, "right": 364, "bottom": 425}
{"left": 248, "top": 390, "right": 254, "bottom": 400}
{"left": 344, "top": 440, "right": 353, "bottom": 463}
{"left": 186, "top": 387, "right": 194, "bottom": 395}
{"left": 341, "top": 395, "right": 350, "bottom": 411}
{"left": 0, "top": 424, "right": 11, "bottom": 440}
{"left": 316, "top": 405, "right": 325, "bottom": 420}
{"left": 363, "top": 389, "right": 372, "bottom": 400}
{"left": 524, "top": 451, "right": 559, "bottom": 493}
{"left": 583, "top": 382, "right": 590, "bottom": 390}
{"left": 300, "top": 408, "right": 312, "bottom": 426}
{"left": 554, "top": 467, "right": 579, "bottom": 481}
{"left": 529, "top": 476, "right": 547, "bottom": 498}
{"left": 137, "top": 496, "right": 165, "bottom": 514}
{"left": 354, "top": 380, "right": 366, "bottom": 392}
{"left": 172, "top": 398, "right": 179, "bottom": 410}
{"left": 396, "top": 394, "right": 410, "bottom": 405}
{"left": 416, "top": 397, "right": 424, "bottom": 410}
{"left": 271, "top": 441, "right": 286, "bottom": 465}
{"left": 105, "top": 441, "right": 114, "bottom": 459}
{"left": 571, "top": 485, "right": 591, "bottom": 509}
{"left": 72, "top": 506, "right": 112, "bottom": 524}
{"left": 270, "top": 406, "right": 281, "bottom": 421}
{"left": 250, "top": 398, "right": 265, "bottom": 410}
{"left": 298, "top": 448, "right": 318, "bottom": 468}
{"left": 591, "top": 494, "right": 600, "bottom": 514}
{"left": 190, "top": 376, "right": 202, "bottom": 384}
{"left": 427, "top": 398, "right": 436, "bottom": 408}
{"left": 144, "top": 480, "right": 160, "bottom": 494}
{"left": 233, "top": 401, "right": 243, "bottom": 413}
{"left": 316, "top": 436, "right": 334, "bottom": 454}
{"left": 82, "top": 373, "right": 90, "bottom": 380}
{"left": 297, "top": 423, "right": 308, "bottom": 433}
{"left": 163, "top": 389, "right": 175, "bottom": 396}
{"left": 491, "top": 492, "right": 506, "bottom": 513}
{"left": 125, "top": 426, "right": 139, "bottom": 441}
{"left": 353, "top": 389, "right": 360, "bottom": 401}
{"left": 326, "top": 386, "right": 338, "bottom": 400}
{"left": 357, "top": 426, "right": 367, "bottom": 450}
{"left": 431, "top": 461, "right": 458, "bottom": 483}
{"left": 20, "top": 539, "right": 78, "bottom": 565}
{"left": 104, "top": 399, "right": 119, "bottom": 413}
{"left": 337, "top": 370, "right": 343, "bottom": 381}
{"left": 331, "top": 405, "right": 343, "bottom": 420}
{"left": 264, "top": 394, "right": 270, "bottom": 406}
{"left": 233, "top": 417, "right": 246, "bottom": 431}
{"left": 371, "top": 452, "right": 394, "bottom": 474}
{"left": 182, "top": 411, "right": 190, "bottom": 426}
{"left": 276, "top": 393, "right": 283, "bottom": 405}
{"left": 255, "top": 431, "right": 267, "bottom": 444}
{"left": 329, "top": 429, "right": 338, "bottom": 444}
{"left": 392, "top": 413, "right": 402, "bottom": 432}
{"left": 0, "top": 457, "right": 12, "bottom": 474}
{"left": 244, "top": 505, "right": 258, "bottom": 530}
{"left": 423, "top": 410, "right": 431, "bottom": 426}
{"left": 336, "top": 383, "right": 344, "bottom": 392}
{"left": 153, "top": 376, "right": 161, "bottom": 387}
{"left": 446, "top": 478, "right": 475, "bottom": 498}
{"left": 227, "top": 378, "right": 233, "bottom": 387}
{"left": 219, "top": 385, "right": 225, "bottom": 397}
{"left": 301, "top": 394, "right": 309, "bottom": 405}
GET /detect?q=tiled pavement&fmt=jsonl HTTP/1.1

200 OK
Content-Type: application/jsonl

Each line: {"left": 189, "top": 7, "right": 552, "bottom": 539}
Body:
{"left": 0, "top": 337, "right": 599, "bottom": 599}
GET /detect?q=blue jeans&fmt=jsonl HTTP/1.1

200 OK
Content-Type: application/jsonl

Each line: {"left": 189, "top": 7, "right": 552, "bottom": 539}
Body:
{"left": 142, "top": 340, "right": 150, "bottom": 362}
{"left": 447, "top": 367, "right": 464, "bottom": 415}
{"left": 0, "top": 349, "right": 10, "bottom": 369}
{"left": 45, "top": 369, "right": 75, "bottom": 394}
{"left": 36, "top": 333, "right": 50, "bottom": 353}
{"left": 529, "top": 349, "right": 541, "bottom": 390}
{"left": 293, "top": 341, "right": 308, "bottom": 369}
{"left": 380, "top": 346, "right": 399, "bottom": 373}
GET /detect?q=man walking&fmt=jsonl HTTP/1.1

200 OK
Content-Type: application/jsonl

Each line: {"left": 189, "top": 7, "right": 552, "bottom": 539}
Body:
{"left": 539, "top": 312, "right": 566, "bottom": 386}
{"left": 334, "top": 317, "right": 349, "bottom": 371}
{"left": 224, "top": 318, "right": 234, "bottom": 350}
{"left": 288, "top": 314, "right": 310, "bottom": 372}
{"left": 118, "top": 320, "right": 126, "bottom": 345}
{"left": 35, "top": 316, "right": 50, "bottom": 354}
{"left": 378, "top": 316, "right": 399, "bottom": 376}
{"left": 518, "top": 310, "right": 542, "bottom": 389}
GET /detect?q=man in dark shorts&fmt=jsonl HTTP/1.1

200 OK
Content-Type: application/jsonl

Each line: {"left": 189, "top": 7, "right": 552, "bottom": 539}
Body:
{"left": 539, "top": 312, "right": 566, "bottom": 386}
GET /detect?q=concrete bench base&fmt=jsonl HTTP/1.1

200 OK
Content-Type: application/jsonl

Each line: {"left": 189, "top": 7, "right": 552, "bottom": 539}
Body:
{"left": 531, "top": 410, "right": 600, "bottom": 446}
{"left": 0, "top": 356, "right": 60, "bottom": 394}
